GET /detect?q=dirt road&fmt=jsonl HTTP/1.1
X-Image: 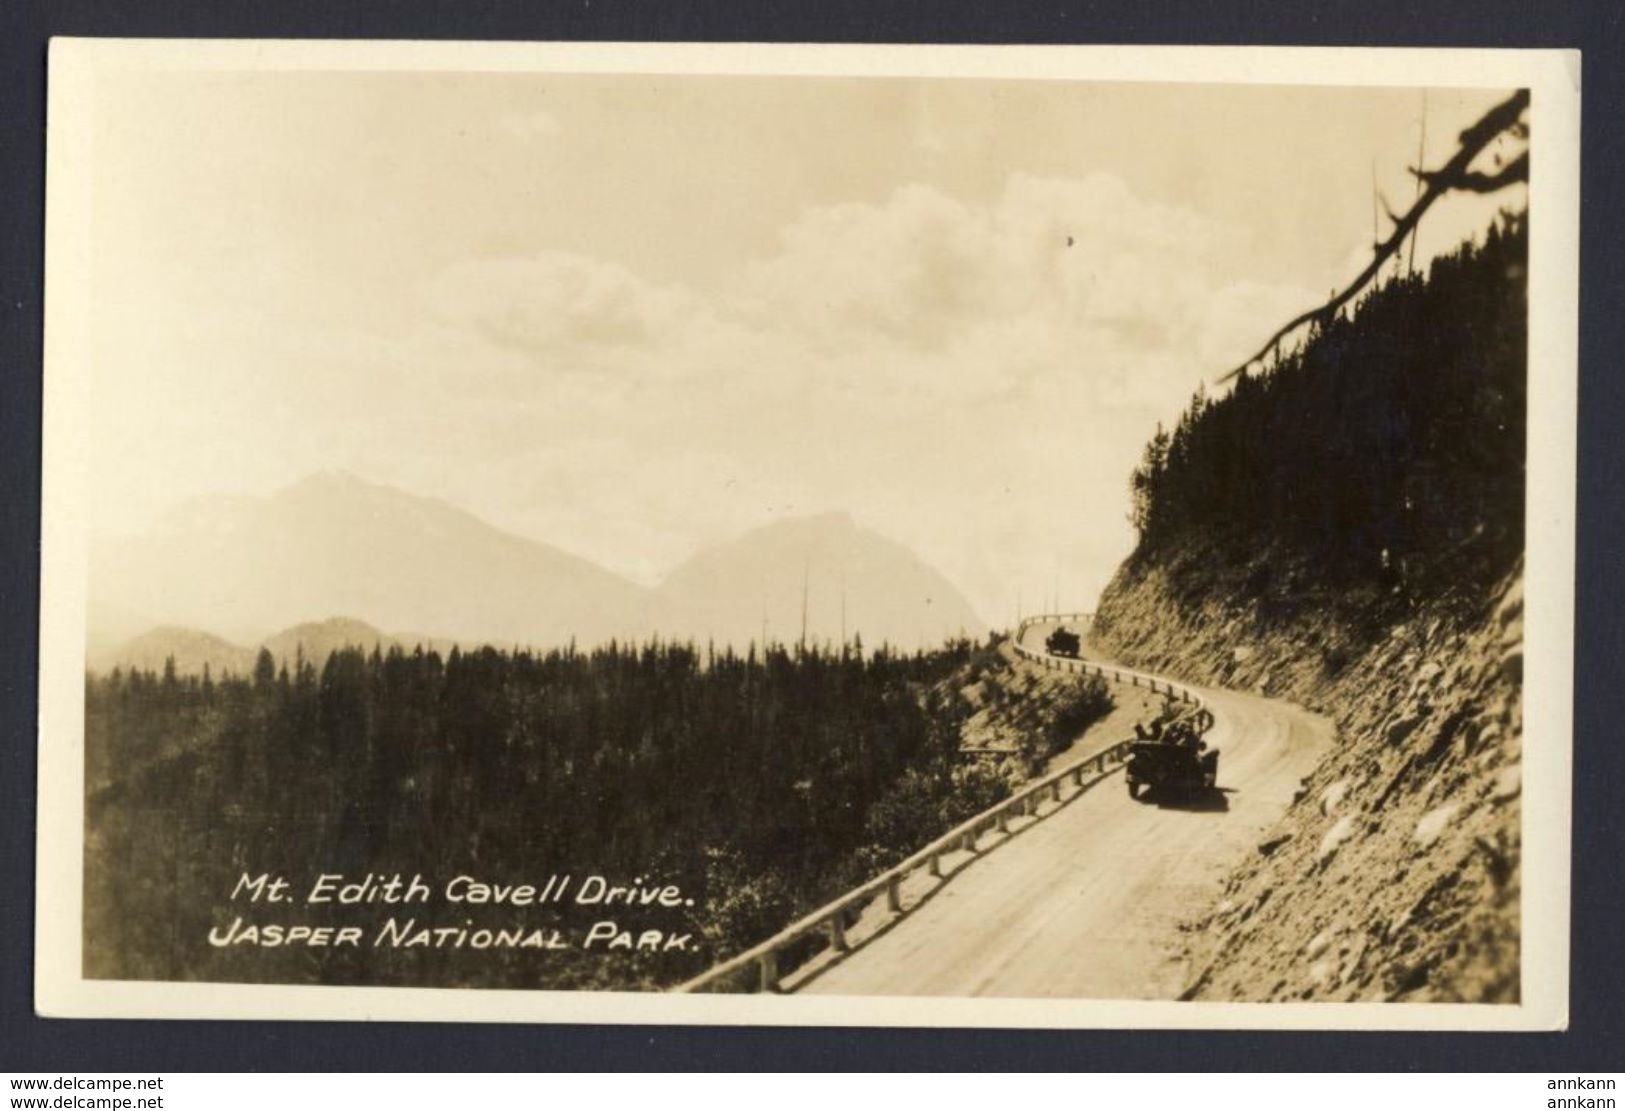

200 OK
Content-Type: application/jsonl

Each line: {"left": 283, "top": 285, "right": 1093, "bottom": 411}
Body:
{"left": 798, "top": 620, "right": 1332, "bottom": 999}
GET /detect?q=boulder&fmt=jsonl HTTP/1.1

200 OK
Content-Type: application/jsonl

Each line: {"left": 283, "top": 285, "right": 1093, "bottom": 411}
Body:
{"left": 1495, "top": 579, "right": 1524, "bottom": 628}
{"left": 1258, "top": 832, "right": 1294, "bottom": 858}
{"left": 1318, "top": 816, "right": 1356, "bottom": 863}
{"left": 1320, "top": 779, "right": 1350, "bottom": 816}
{"left": 1499, "top": 645, "right": 1523, "bottom": 683}
{"left": 1413, "top": 803, "right": 1460, "bottom": 848}
{"left": 1492, "top": 763, "right": 1522, "bottom": 803}
{"left": 1385, "top": 714, "right": 1424, "bottom": 747}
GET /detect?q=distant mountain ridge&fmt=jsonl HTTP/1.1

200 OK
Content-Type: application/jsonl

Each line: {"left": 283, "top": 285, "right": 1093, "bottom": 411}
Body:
{"left": 99, "top": 626, "right": 259, "bottom": 677}
{"left": 90, "top": 473, "right": 985, "bottom": 670}
{"left": 91, "top": 471, "right": 651, "bottom": 651}
{"left": 93, "top": 617, "right": 434, "bottom": 678}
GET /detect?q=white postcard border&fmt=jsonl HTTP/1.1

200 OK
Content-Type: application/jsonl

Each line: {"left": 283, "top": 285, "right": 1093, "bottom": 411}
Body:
{"left": 36, "top": 39, "right": 1580, "bottom": 1030}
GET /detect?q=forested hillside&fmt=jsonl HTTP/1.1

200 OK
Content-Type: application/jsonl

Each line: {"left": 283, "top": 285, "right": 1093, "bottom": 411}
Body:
{"left": 85, "top": 635, "right": 1111, "bottom": 990}
{"left": 1128, "top": 211, "right": 1525, "bottom": 608}
{"left": 1095, "top": 213, "right": 1528, "bottom": 1002}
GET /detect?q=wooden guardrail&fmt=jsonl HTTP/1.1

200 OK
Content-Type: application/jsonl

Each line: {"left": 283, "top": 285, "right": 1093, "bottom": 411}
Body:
{"left": 1011, "top": 617, "right": 1204, "bottom": 709}
{"left": 676, "top": 615, "right": 1211, "bottom": 995}
{"left": 1018, "top": 611, "right": 1094, "bottom": 630}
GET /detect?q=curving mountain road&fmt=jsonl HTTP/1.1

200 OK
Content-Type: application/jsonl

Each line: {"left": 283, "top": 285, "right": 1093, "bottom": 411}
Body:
{"left": 796, "top": 619, "right": 1332, "bottom": 999}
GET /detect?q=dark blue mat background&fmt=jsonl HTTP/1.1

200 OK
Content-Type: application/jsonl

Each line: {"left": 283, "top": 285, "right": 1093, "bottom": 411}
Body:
{"left": 2, "top": 0, "right": 1619, "bottom": 1071}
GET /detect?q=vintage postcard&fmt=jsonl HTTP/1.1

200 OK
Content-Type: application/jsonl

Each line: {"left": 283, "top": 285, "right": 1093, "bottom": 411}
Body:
{"left": 36, "top": 41, "right": 1578, "bottom": 1028}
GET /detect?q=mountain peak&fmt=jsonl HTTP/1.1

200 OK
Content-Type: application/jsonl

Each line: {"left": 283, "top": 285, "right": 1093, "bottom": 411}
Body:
{"left": 657, "top": 513, "right": 984, "bottom": 647}
{"left": 276, "top": 468, "right": 424, "bottom": 508}
{"left": 767, "top": 510, "right": 856, "bottom": 533}
{"left": 287, "top": 467, "right": 372, "bottom": 492}
{"left": 92, "top": 475, "right": 651, "bottom": 650}
{"left": 260, "top": 616, "right": 389, "bottom": 664}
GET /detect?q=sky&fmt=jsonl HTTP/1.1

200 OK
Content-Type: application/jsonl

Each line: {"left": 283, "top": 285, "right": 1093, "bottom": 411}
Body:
{"left": 85, "top": 70, "right": 1524, "bottom": 627}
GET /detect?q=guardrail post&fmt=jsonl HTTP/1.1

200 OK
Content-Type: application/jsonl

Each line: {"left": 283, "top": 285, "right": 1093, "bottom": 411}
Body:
{"left": 828, "top": 913, "right": 849, "bottom": 953}
{"left": 886, "top": 875, "right": 902, "bottom": 913}
{"left": 1072, "top": 766, "right": 1084, "bottom": 786}
{"left": 1050, "top": 781, "right": 1062, "bottom": 802}
{"left": 929, "top": 852, "right": 942, "bottom": 878}
{"left": 759, "top": 951, "right": 779, "bottom": 993}
{"left": 963, "top": 829, "right": 977, "bottom": 853}
{"left": 996, "top": 807, "right": 1009, "bottom": 833}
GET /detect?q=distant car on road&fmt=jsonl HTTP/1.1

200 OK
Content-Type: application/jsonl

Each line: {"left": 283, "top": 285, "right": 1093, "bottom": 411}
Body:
{"left": 1045, "top": 627, "right": 1081, "bottom": 658}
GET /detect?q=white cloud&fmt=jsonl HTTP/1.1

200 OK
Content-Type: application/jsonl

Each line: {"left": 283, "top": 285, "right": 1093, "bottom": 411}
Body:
{"left": 95, "top": 169, "right": 1315, "bottom": 624}
{"left": 732, "top": 184, "right": 988, "bottom": 351}
{"left": 724, "top": 173, "right": 1281, "bottom": 399}
{"left": 426, "top": 251, "right": 706, "bottom": 359}
{"left": 391, "top": 173, "right": 1316, "bottom": 618}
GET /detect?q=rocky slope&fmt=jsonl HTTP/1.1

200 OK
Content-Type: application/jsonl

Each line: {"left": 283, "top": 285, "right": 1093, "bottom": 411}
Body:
{"left": 1092, "top": 543, "right": 1523, "bottom": 1002}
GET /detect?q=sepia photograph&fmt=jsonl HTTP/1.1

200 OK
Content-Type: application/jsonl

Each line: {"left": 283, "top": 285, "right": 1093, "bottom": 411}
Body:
{"left": 35, "top": 41, "right": 1578, "bottom": 1029}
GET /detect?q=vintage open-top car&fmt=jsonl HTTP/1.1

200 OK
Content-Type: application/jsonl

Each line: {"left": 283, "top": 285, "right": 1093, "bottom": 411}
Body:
{"left": 1124, "top": 719, "right": 1219, "bottom": 801}
{"left": 1044, "top": 627, "right": 1081, "bottom": 658}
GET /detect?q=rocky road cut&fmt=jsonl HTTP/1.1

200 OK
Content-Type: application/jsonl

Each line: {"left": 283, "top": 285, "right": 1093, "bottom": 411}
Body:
{"left": 797, "top": 619, "right": 1333, "bottom": 999}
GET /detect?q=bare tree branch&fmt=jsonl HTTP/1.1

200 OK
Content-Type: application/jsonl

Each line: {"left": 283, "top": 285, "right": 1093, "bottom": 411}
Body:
{"left": 1377, "top": 191, "right": 1401, "bottom": 229}
{"left": 1217, "top": 89, "right": 1530, "bottom": 385}
{"left": 1413, "top": 151, "right": 1529, "bottom": 194}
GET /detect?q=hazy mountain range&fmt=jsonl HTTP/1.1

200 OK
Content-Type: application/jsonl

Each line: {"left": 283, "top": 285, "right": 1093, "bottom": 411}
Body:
{"left": 94, "top": 617, "right": 462, "bottom": 679}
{"left": 89, "top": 471, "right": 985, "bottom": 674}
